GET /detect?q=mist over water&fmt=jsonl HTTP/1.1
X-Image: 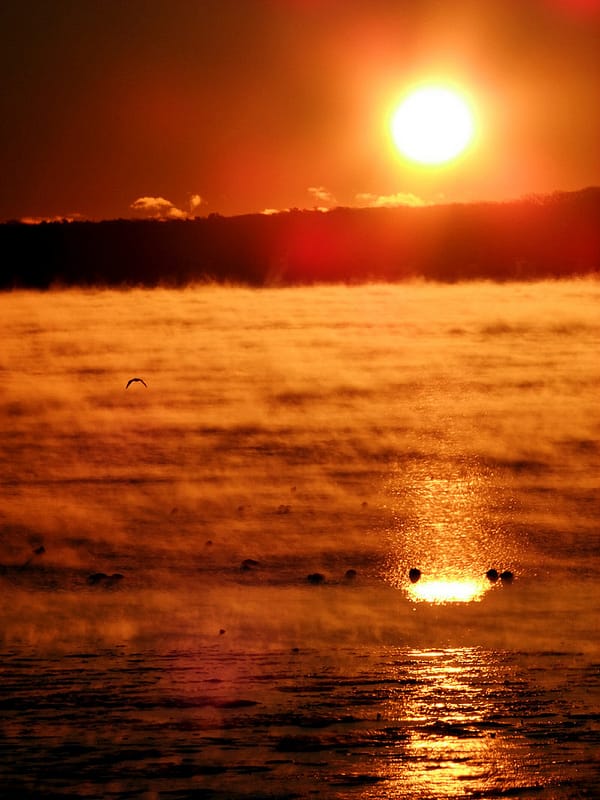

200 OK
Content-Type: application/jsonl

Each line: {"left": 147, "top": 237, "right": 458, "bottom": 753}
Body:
{"left": 1, "top": 281, "right": 599, "bottom": 798}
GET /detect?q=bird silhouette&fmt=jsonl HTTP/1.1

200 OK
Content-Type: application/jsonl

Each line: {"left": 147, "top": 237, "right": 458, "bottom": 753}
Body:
{"left": 409, "top": 567, "right": 422, "bottom": 584}
{"left": 126, "top": 377, "right": 147, "bottom": 389}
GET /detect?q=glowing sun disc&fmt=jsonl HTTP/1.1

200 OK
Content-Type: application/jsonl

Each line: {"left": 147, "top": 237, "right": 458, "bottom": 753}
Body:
{"left": 391, "top": 86, "right": 475, "bottom": 165}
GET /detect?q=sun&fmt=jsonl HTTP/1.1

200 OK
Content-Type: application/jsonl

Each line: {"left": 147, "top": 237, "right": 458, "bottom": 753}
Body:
{"left": 391, "top": 85, "right": 475, "bottom": 165}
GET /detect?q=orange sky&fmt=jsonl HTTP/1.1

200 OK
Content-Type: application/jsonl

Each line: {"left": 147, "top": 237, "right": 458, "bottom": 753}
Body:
{"left": 1, "top": 0, "right": 599, "bottom": 221}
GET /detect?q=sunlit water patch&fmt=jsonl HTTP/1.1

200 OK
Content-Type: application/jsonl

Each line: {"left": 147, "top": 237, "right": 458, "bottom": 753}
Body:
{"left": 407, "top": 577, "right": 488, "bottom": 603}
{"left": 384, "top": 455, "right": 521, "bottom": 603}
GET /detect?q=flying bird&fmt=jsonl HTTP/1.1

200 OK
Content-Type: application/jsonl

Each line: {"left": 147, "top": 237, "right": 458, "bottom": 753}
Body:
{"left": 126, "top": 377, "right": 147, "bottom": 389}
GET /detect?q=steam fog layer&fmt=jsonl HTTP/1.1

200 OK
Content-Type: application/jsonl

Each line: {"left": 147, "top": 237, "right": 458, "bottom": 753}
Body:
{"left": 1, "top": 281, "right": 598, "bottom": 652}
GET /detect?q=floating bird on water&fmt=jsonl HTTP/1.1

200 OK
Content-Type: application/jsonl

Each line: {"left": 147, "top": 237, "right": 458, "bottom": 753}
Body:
{"left": 241, "top": 558, "right": 260, "bottom": 571}
{"left": 87, "top": 572, "right": 124, "bottom": 587}
{"left": 21, "top": 544, "right": 46, "bottom": 569}
{"left": 409, "top": 567, "right": 422, "bottom": 584}
{"left": 126, "top": 377, "right": 147, "bottom": 389}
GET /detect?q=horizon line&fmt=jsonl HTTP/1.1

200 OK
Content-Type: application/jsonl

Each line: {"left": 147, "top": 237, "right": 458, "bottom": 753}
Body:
{"left": 5, "top": 185, "right": 600, "bottom": 226}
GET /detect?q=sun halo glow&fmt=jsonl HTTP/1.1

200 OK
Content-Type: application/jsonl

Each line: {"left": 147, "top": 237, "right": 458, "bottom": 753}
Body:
{"left": 391, "top": 85, "right": 475, "bottom": 166}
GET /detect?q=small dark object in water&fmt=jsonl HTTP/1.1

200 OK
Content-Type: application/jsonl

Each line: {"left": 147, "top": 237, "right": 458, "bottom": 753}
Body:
{"left": 125, "top": 377, "right": 147, "bottom": 389}
{"left": 21, "top": 544, "right": 47, "bottom": 568}
{"left": 361, "top": 501, "right": 368, "bottom": 508}
{"left": 205, "top": 539, "right": 213, "bottom": 546}
{"left": 344, "top": 569, "right": 357, "bottom": 580}
{"left": 486, "top": 569, "right": 499, "bottom": 583}
{"left": 87, "top": 572, "right": 108, "bottom": 585}
{"left": 241, "top": 558, "right": 260, "bottom": 571}
{"left": 219, "top": 629, "right": 226, "bottom": 635}
{"left": 277, "top": 504, "right": 291, "bottom": 514}
{"left": 500, "top": 570, "right": 514, "bottom": 583}
{"left": 87, "top": 572, "right": 123, "bottom": 587}
{"left": 409, "top": 568, "right": 421, "bottom": 584}
{"left": 307, "top": 572, "right": 325, "bottom": 585}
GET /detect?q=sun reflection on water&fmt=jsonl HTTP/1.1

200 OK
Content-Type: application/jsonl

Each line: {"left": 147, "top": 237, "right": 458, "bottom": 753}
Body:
{"left": 384, "top": 455, "right": 516, "bottom": 602}
{"left": 408, "top": 577, "right": 488, "bottom": 604}
{"left": 358, "top": 647, "right": 536, "bottom": 800}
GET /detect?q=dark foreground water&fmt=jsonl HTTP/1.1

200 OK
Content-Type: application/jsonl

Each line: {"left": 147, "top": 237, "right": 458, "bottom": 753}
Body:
{"left": 2, "top": 645, "right": 599, "bottom": 799}
{"left": 1, "top": 283, "right": 599, "bottom": 797}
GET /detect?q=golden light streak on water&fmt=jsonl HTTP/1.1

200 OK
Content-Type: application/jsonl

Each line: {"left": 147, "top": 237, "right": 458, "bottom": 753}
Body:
{"left": 407, "top": 577, "right": 488, "bottom": 604}
{"left": 384, "top": 454, "right": 517, "bottom": 603}
{"left": 367, "top": 647, "right": 531, "bottom": 799}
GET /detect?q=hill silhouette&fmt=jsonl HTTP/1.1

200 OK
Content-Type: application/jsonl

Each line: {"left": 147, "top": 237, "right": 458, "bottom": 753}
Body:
{"left": 1, "top": 188, "right": 599, "bottom": 289}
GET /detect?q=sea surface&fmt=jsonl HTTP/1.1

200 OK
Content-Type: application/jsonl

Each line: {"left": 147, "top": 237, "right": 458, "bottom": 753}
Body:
{"left": 0, "top": 281, "right": 599, "bottom": 798}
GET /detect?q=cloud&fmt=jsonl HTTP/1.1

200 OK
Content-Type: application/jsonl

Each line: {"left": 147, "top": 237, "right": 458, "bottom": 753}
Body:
{"left": 189, "top": 194, "right": 203, "bottom": 212}
{"left": 259, "top": 187, "right": 336, "bottom": 216}
{"left": 354, "top": 192, "right": 426, "bottom": 208}
{"left": 130, "top": 196, "right": 178, "bottom": 218}
{"left": 20, "top": 213, "right": 84, "bottom": 224}
{"left": 308, "top": 186, "right": 336, "bottom": 209}
{"left": 130, "top": 194, "right": 204, "bottom": 220}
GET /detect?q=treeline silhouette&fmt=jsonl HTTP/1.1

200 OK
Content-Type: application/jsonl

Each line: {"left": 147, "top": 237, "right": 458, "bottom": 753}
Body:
{"left": 1, "top": 188, "right": 599, "bottom": 289}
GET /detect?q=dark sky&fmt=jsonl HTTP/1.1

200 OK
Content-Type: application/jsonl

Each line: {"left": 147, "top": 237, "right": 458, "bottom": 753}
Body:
{"left": 1, "top": 0, "right": 599, "bottom": 221}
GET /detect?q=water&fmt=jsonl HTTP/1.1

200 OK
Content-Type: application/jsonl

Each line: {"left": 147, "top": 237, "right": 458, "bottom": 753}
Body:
{"left": 0, "top": 281, "right": 599, "bottom": 797}
{"left": 2, "top": 646, "right": 598, "bottom": 799}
